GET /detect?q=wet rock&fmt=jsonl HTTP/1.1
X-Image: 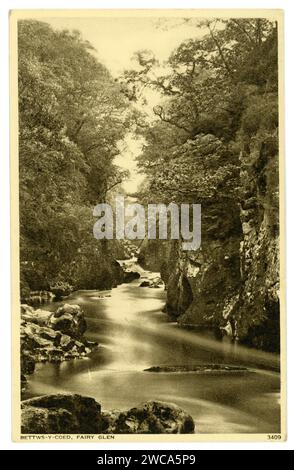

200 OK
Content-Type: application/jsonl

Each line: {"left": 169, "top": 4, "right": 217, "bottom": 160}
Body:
{"left": 47, "top": 347, "right": 65, "bottom": 362}
{"left": 101, "top": 409, "right": 121, "bottom": 433}
{"left": 140, "top": 278, "right": 164, "bottom": 288}
{"left": 21, "top": 394, "right": 102, "bottom": 434}
{"left": 144, "top": 364, "right": 248, "bottom": 374}
{"left": 21, "top": 305, "right": 51, "bottom": 326}
{"left": 60, "top": 334, "right": 75, "bottom": 351}
{"left": 20, "top": 303, "right": 97, "bottom": 390}
{"left": 31, "top": 335, "right": 53, "bottom": 348}
{"left": 149, "top": 277, "right": 164, "bottom": 288}
{"left": 50, "top": 282, "right": 73, "bottom": 300}
{"left": 47, "top": 304, "right": 87, "bottom": 338}
{"left": 21, "top": 304, "right": 35, "bottom": 318}
{"left": 48, "top": 313, "right": 73, "bottom": 334}
{"left": 102, "top": 401, "right": 195, "bottom": 434}
{"left": 32, "top": 309, "right": 53, "bottom": 326}
{"left": 21, "top": 395, "right": 195, "bottom": 435}
{"left": 123, "top": 271, "right": 140, "bottom": 283}
{"left": 21, "top": 323, "right": 61, "bottom": 349}
{"left": 74, "top": 340, "right": 86, "bottom": 354}
{"left": 22, "top": 406, "right": 77, "bottom": 434}
{"left": 39, "top": 327, "right": 61, "bottom": 345}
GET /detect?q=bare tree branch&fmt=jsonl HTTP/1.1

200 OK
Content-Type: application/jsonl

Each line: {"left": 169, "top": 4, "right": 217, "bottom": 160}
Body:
{"left": 153, "top": 105, "right": 192, "bottom": 134}
{"left": 232, "top": 19, "right": 255, "bottom": 45}
{"left": 207, "top": 23, "right": 234, "bottom": 78}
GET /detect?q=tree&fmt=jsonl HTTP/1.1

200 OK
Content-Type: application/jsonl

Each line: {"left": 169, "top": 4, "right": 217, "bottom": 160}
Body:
{"left": 119, "top": 18, "right": 278, "bottom": 207}
{"left": 18, "top": 20, "right": 130, "bottom": 292}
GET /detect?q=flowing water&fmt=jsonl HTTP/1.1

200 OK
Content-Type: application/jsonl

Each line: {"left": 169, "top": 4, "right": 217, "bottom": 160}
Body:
{"left": 23, "top": 261, "right": 281, "bottom": 434}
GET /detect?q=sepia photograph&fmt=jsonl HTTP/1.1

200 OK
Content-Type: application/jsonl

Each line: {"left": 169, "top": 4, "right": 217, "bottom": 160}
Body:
{"left": 10, "top": 9, "right": 285, "bottom": 442}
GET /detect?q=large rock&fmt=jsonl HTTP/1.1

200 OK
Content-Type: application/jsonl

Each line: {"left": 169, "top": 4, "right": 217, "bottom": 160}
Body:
{"left": 21, "top": 304, "right": 35, "bottom": 320}
{"left": 21, "top": 394, "right": 102, "bottom": 434}
{"left": 50, "top": 282, "right": 73, "bottom": 301}
{"left": 21, "top": 395, "right": 195, "bottom": 435}
{"left": 144, "top": 365, "right": 248, "bottom": 374}
{"left": 138, "top": 239, "right": 170, "bottom": 273}
{"left": 20, "top": 303, "right": 97, "bottom": 389}
{"left": 47, "top": 304, "right": 87, "bottom": 338}
{"left": 60, "top": 334, "right": 75, "bottom": 351}
{"left": 21, "top": 322, "right": 61, "bottom": 350}
{"left": 34, "top": 309, "right": 54, "bottom": 326}
{"left": 102, "top": 401, "right": 195, "bottom": 434}
{"left": 22, "top": 406, "right": 78, "bottom": 434}
{"left": 21, "top": 305, "right": 51, "bottom": 326}
{"left": 140, "top": 278, "right": 163, "bottom": 288}
{"left": 123, "top": 271, "right": 140, "bottom": 283}
{"left": 234, "top": 136, "right": 280, "bottom": 351}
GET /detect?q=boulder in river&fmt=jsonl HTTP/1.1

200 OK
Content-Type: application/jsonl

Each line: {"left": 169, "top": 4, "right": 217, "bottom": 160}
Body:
{"left": 101, "top": 400, "right": 195, "bottom": 434}
{"left": 21, "top": 394, "right": 102, "bottom": 434}
{"left": 144, "top": 364, "right": 249, "bottom": 374}
{"left": 47, "top": 304, "right": 87, "bottom": 338}
{"left": 139, "top": 278, "right": 164, "bottom": 288}
{"left": 123, "top": 271, "right": 140, "bottom": 283}
{"left": 21, "top": 395, "right": 195, "bottom": 434}
{"left": 50, "top": 282, "right": 73, "bottom": 300}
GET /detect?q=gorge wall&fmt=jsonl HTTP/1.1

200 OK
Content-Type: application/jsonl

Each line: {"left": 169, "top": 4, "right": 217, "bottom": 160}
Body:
{"left": 139, "top": 130, "right": 280, "bottom": 353}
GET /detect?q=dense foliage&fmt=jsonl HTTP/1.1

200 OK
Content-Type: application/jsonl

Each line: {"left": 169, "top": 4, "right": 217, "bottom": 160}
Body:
{"left": 121, "top": 18, "right": 278, "bottom": 207}
{"left": 18, "top": 20, "right": 129, "bottom": 294}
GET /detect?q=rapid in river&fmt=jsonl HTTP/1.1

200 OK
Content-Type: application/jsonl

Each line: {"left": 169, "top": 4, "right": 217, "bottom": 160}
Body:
{"left": 23, "top": 260, "right": 280, "bottom": 434}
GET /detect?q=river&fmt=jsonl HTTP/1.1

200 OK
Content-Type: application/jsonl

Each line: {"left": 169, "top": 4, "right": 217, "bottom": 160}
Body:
{"left": 23, "top": 261, "right": 281, "bottom": 434}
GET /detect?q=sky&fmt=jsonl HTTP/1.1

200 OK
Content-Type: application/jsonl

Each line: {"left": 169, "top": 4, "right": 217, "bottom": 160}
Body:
{"left": 42, "top": 17, "right": 204, "bottom": 76}
{"left": 36, "top": 16, "right": 206, "bottom": 192}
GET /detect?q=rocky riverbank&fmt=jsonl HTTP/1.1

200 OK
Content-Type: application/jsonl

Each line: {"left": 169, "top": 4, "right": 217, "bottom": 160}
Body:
{"left": 20, "top": 257, "right": 145, "bottom": 391}
{"left": 21, "top": 303, "right": 98, "bottom": 391}
{"left": 21, "top": 394, "right": 195, "bottom": 434}
{"left": 20, "top": 239, "right": 142, "bottom": 307}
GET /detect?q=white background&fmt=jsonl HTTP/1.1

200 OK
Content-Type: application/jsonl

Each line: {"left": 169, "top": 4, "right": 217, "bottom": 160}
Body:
{"left": 0, "top": 0, "right": 292, "bottom": 450}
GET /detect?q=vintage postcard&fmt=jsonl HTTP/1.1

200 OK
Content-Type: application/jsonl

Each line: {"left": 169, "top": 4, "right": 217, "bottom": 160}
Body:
{"left": 10, "top": 9, "right": 285, "bottom": 442}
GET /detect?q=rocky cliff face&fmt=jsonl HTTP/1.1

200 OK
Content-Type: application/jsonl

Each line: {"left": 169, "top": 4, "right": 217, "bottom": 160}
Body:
{"left": 161, "top": 199, "right": 242, "bottom": 332}
{"left": 233, "top": 131, "right": 280, "bottom": 351}
{"left": 138, "top": 239, "right": 171, "bottom": 273}
{"left": 140, "top": 124, "right": 280, "bottom": 352}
